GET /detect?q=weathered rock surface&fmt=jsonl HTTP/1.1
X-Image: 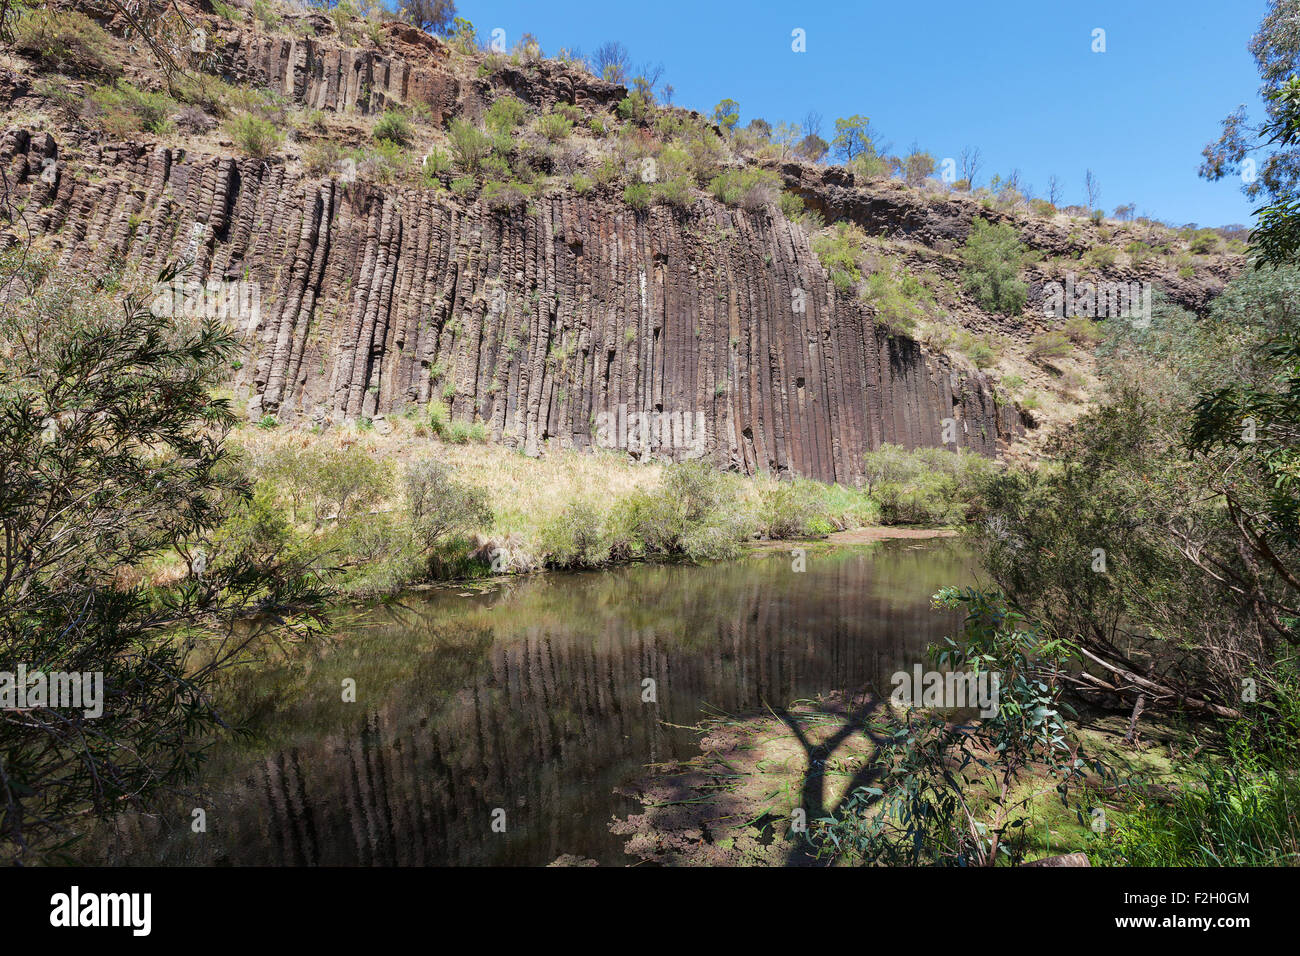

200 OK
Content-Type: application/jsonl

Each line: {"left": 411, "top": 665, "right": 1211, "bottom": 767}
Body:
{"left": 0, "top": 127, "right": 1021, "bottom": 482}
{"left": 780, "top": 162, "right": 1237, "bottom": 316}
{"left": 229, "top": 26, "right": 462, "bottom": 121}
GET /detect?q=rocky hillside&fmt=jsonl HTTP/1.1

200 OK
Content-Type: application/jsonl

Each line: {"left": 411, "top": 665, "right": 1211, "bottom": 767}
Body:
{"left": 0, "top": 0, "right": 1244, "bottom": 481}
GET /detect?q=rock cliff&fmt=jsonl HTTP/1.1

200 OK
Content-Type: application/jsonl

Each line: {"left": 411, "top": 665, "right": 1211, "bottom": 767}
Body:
{"left": 0, "top": 123, "right": 1020, "bottom": 483}
{"left": 9, "top": 2, "right": 1248, "bottom": 482}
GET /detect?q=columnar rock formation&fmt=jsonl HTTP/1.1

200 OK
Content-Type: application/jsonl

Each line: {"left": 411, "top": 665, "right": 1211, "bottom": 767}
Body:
{"left": 0, "top": 126, "right": 1020, "bottom": 482}
{"left": 232, "top": 27, "right": 462, "bottom": 120}
{"left": 224, "top": 23, "right": 624, "bottom": 120}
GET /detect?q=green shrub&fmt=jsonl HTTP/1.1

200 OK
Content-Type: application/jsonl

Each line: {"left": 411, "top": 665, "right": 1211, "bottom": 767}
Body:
{"left": 653, "top": 176, "right": 693, "bottom": 207}
{"left": 427, "top": 399, "right": 451, "bottom": 436}
{"left": 252, "top": 0, "right": 278, "bottom": 30}
{"left": 708, "top": 167, "right": 780, "bottom": 209}
{"left": 571, "top": 172, "right": 594, "bottom": 195}
{"left": 1082, "top": 245, "right": 1118, "bottom": 269}
{"left": 228, "top": 113, "right": 283, "bottom": 158}
{"left": 373, "top": 110, "right": 413, "bottom": 146}
{"left": 537, "top": 500, "right": 611, "bottom": 568}
{"left": 319, "top": 453, "right": 494, "bottom": 596}
{"left": 304, "top": 141, "right": 349, "bottom": 176}
{"left": 1125, "top": 240, "right": 1153, "bottom": 264}
{"left": 420, "top": 147, "right": 451, "bottom": 186}
{"left": 863, "top": 270, "right": 933, "bottom": 335}
{"left": 356, "top": 140, "right": 409, "bottom": 185}
{"left": 757, "top": 479, "right": 825, "bottom": 539}
{"left": 483, "top": 179, "right": 533, "bottom": 211}
{"left": 536, "top": 109, "right": 574, "bottom": 142}
{"left": 1189, "top": 228, "right": 1221, "bottom": 255}
{"left": 485, "top": 95, "right": 528, "bottom": 133}
{"left": 861, "top": 444, "right": 995, "bottom": 525}
{"left": 553, "top": 102, "right": 584, "bottom": 124}
{"left": 778, "top": 190, "right": 806, "bottom": 220}
{"left": 12, "top": 8, "right": 119, "bottom": 77}
{"left": 259, "top": 443, "right": 392, "bottom": 529}
{"left": 961, "top": 218, "right": 1029, "bottom": 315}
{"left": 809, "top": 482, "right": 880, "bottom": 531}
{"left": 812, "top": 223, "right": 865, "bottom": 292}
{"left": 171, "top": 72, "right": 241, "bottom": 117}
{"left": 850, "top": 152, "right": 891, "bottom": 180}
{"left": 623, "top": 182, "right": 652, "bottom": 210}
{"left": 623, "top": 461, "right": 754, "bottom": 562}
{"left": 441, "top": 418, "right": 487, "bottom": 444}
{"left": 616, "top": 91, "right": 653, "bottom": 123}
{"left": 954, "top": 332, "right": 1000, "bottom": 369}
{"left": 222, "top": 84, "right": 286, "bottom": 120}
{"left": 594, "top": 155, "right": 622, "bottom": 185}
{"left": 1027, "top": 330, "right": 1072, "bottom": 362}
{"left": 447, "top": 118, "right": 492, "bottom": 171}
{"left": 677, "top": 126, "right": 728, "bottom": 182}
{"left": 89, "top": 81, "right": 176, "bottom": 136}
{"left": 402, "top": 455, "right": 493, "bottom": 543}
{"left": 326, "top": 0, "right": 359, "bottom": 40}
{"left": 212, "top": 0, "right": 243, "bottom": 20}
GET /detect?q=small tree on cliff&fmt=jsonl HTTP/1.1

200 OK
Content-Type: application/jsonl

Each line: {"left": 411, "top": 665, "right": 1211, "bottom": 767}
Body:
{"left": 399, "top": 0, "right": 457, "bottom": 36}
{"left": 892, "top": 144, "right": 938, "bottom": 187}
{"left": 712, "top": 98, "right": 741, "bottom": 133}
{"left": 832, "top": 115, "right": 878, "bottom": 163}
{"left": 797, "top": 133, "right": 829, "bottom": 163}
{"left": 591, "top": 41, "right": 630, "bottom": 84}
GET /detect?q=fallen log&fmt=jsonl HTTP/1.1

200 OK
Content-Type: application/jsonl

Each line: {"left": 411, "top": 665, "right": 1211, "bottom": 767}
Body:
{"left": 1076, "top": 647, "right": 1241, "bottom": 720}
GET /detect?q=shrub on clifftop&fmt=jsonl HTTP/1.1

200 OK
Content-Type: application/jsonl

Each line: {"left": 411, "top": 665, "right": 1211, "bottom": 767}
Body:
{"left": 960, "top": 218, "right": 1029, "bottom": 316}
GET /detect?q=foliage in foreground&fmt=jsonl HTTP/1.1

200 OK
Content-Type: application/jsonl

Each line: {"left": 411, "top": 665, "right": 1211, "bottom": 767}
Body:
{"left": 1092, "top": 666, "right": 1300, "bottom": 866}
{"left": 972, "top": 270, "right": 1300, "bottom": 716}
{"left": 813, "top": 589, "right": 1107, "bottom": 866}
{"left": 0, "top": 253, "right": 330, "bottom": 863}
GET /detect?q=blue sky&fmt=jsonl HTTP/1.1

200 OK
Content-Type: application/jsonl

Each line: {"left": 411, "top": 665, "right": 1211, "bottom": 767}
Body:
{"left": 454, "top": 0, "right": 1272, "bottom": 227}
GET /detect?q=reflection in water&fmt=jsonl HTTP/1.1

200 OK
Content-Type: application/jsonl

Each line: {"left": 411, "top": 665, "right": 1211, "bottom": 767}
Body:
{"left": 93, "top": 540, "right": 973, "bottom": 866}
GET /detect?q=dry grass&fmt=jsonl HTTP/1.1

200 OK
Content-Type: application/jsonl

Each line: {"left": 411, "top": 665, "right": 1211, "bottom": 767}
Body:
{"left": 229, "top": 414, "right": 665, "bottom": 543}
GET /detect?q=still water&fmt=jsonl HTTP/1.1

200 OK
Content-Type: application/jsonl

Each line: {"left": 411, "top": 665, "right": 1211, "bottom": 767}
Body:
{"left": 95, "top": 539, "right": 974, "bottom": 866}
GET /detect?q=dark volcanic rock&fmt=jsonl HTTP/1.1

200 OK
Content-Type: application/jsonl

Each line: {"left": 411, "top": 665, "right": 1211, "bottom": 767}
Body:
{"left": 1, "top": 129, "right": 1020, "bottom": 483}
